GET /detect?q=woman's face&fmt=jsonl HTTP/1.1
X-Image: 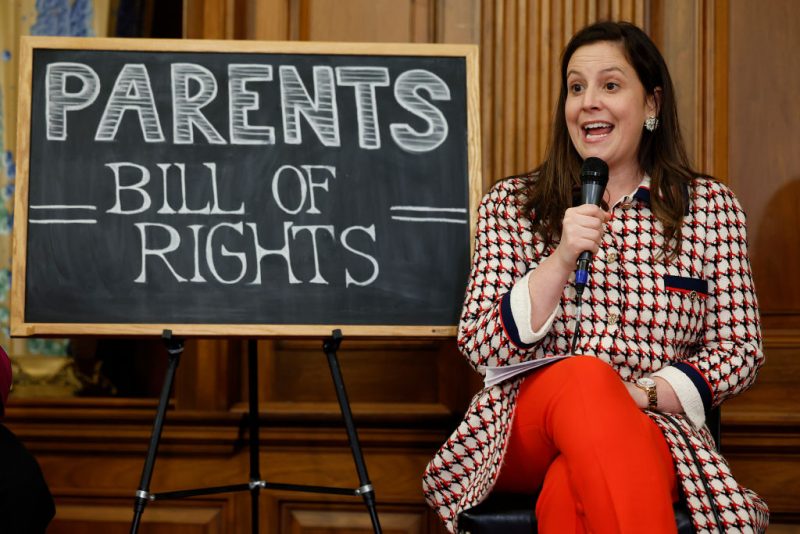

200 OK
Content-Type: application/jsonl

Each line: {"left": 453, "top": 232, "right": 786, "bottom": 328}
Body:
{"left": 564, "top": 41, "right": 657, "bottom": 176}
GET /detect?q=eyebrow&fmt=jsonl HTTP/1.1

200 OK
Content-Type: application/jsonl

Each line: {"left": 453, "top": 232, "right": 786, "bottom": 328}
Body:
{"left": 566, "top": 66, "right": 628, "bottom": 78}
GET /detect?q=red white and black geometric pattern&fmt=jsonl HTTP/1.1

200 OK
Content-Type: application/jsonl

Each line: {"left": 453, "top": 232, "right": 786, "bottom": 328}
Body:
{"left": 422, "top": 176, "right": 768, "bottom": 533}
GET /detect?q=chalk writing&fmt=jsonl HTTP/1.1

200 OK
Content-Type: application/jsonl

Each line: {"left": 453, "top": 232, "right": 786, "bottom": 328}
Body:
{"left": 45, "top": 62, "right": 451, "bottom": 151}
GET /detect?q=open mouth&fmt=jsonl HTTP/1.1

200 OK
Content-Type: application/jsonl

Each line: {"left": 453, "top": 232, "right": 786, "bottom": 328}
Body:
{"left": 582, "top": 121, "right": 614, "bottom": 139}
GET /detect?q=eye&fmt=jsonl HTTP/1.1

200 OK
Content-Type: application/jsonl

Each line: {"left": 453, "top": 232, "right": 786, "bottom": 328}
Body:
{"left": 605, "top": 82, "right": 620, "bottom": 91}
{"left": 569, "top": 83, "right": 584, "bottom": 94}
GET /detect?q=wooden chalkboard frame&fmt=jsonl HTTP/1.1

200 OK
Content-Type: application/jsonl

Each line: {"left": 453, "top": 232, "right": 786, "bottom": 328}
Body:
{"left": 11, "top": 36, "right": 481, "bottom": 338}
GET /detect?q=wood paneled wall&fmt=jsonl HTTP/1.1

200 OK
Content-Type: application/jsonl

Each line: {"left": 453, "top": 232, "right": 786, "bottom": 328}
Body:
{"left": 5, "top": 0, "right": 798, "bottom": 532}
{"left": 478, "top": 0, "right": 648, "bottom": 184}
{"left": 728, "top": 0, "right": 800, "bottom": 324}
{"left": 722, "top": 0, "right": 800, "bottom": 525}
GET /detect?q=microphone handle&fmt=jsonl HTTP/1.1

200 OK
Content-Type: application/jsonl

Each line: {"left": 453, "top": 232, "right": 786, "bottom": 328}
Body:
{"left": 575, "top": 251, "right": 592, "bottom": 286}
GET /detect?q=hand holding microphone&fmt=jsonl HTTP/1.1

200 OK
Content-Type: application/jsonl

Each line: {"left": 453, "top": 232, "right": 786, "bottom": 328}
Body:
{"left": 556, "top": 157, "right": 609, "bottom": 298}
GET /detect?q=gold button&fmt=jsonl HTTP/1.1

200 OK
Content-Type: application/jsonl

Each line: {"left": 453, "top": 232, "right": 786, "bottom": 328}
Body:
{"left": 620, "top": 201, "right": 633, "bottom": 209}
{"left": 607, "top": 251, "right": 618, "bottom": 264}
{"left": 689, "top": 290, "right": 697, "bottom": 301}
{"left": 608, "top": 313, "right": 619, "bottom": 325}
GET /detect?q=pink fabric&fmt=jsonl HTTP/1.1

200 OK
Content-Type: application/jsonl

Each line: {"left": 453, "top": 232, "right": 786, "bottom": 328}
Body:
{"left": 0, "top": 345, "right": 11, "bottom": 415}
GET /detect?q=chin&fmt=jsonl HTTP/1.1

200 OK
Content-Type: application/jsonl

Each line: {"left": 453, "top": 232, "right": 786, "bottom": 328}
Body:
{"left": 578, "top": 148, "right": 608, "bottom": 162}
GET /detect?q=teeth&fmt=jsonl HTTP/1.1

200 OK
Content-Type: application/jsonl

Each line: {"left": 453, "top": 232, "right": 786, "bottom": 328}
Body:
{"left": 584, "top": 122, "right": 612, "bottom": 130}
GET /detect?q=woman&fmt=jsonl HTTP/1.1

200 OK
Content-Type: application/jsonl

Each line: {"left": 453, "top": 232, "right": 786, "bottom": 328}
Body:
{"left": 423, "top": 21, "right": 769, "bottom": 533}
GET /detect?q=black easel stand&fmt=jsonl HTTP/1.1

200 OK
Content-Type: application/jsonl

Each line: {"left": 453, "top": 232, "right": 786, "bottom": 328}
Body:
{"left": 131, "top": 330, "right": 184, "bottom": 533}
{"left": 130, "top": 329, "right": 381, "bottom": 534}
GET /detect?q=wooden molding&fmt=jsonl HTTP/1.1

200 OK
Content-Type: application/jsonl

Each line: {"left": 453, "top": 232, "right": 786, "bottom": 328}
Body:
{"left": 3, "top": 398, "right": 454, "bottom": 454}
{"left": 51, "top": 497, "right": 231, "bottom": 533}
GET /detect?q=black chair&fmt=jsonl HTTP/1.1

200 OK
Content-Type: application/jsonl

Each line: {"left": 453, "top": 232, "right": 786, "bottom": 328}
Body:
{"left": 457, "top": 409, "right": 720, "bottom": 534}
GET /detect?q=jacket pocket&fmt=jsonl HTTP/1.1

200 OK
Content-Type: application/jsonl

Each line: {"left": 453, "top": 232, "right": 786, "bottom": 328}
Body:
{"left": 657, "top": 275, "right": 708, "bottom": 345}
{"left": 663, "top": 275, "right": 709, "bottom": 300}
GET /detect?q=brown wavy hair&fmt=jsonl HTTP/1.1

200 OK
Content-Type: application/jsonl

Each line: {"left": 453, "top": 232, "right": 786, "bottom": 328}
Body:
{"left": 520, "top": 21, "right": 707, "bottom": 259}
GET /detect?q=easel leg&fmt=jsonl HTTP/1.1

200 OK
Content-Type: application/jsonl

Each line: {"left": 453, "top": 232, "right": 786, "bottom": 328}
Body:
{"left": 131, "top": 330, "right": 184, "bottom": 534}
{"left": 323, "top": 330, "right": 382, "bottom": 534}
{"left": 247, "top": 339, "right": 261, "bottom": 534}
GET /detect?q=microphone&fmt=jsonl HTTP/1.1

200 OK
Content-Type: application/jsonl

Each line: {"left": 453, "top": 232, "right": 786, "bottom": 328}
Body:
{"left": 574, "top": 157, "right": 609, "bottom": 297}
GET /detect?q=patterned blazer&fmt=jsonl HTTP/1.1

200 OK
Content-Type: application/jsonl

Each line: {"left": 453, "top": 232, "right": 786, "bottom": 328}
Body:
{"left": 422, "top": 176, "right": 769, "bottom": 533}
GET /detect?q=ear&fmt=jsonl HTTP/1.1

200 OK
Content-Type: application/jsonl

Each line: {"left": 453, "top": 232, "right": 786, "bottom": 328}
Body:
{"left": 646, "top": 87, "right": 663, "bottom": 116}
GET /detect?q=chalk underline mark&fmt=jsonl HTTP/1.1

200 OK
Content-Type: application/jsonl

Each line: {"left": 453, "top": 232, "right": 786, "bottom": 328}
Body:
{"left": 29, "top": 205, "right": 98, "bottom": 224}
{"left": 30, "top": 205, "right": 98, "bottom": 210}
{"left": 29, "top": 219, "right": 97, "bottom": 224}
{"left": 390, "top": 206, "right": 467, "bottom": 213}
{"left": 390, "top": 216, "right": 467, "bottom": 224}
{"left": 390, "top": 205, "right": 468, "bottom": 224}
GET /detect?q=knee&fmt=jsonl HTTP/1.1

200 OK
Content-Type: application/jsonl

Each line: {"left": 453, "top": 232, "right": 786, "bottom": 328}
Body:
{"left": 519, "top": 356, "right": 619, "bottom": 390}
{"left": 517, "top": 356, "right": 627, "bottom": 407}
{"left": 550, "top": 356, "right": 625, "bottom": 394}
{"left": 559, "top": 356, "right": 617, "bottom": 378}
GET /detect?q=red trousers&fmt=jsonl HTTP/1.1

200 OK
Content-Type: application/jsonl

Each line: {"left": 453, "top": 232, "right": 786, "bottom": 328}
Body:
{"left": 494, "top": 356, "right": 679, "bottom": 534}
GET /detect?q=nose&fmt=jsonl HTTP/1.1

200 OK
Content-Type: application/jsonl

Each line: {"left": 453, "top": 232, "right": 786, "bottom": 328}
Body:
{"left": 581, "top": 86, "right": 601, "bottom": 110}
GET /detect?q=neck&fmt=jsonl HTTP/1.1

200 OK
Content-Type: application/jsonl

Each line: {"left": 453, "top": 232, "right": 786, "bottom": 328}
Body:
{"left": 605, "top": 162, "right": 643, "bottom": 207}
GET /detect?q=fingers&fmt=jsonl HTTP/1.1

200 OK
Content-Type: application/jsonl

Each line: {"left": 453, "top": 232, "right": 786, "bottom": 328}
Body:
{"left": 556, "top": 205, "right": 610, "bottom": 266}
{"left": 571, "top": 203, "right": 611, "bottom": 223}
{"left": 624, "top": 381, "right": 647, "bottom": 410}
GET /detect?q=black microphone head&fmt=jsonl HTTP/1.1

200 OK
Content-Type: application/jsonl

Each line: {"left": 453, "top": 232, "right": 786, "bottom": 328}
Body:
{"left": 580, "top": 157, "right": 609, "bottom": 185}
{"left": 579, "top": 157, "right": 608, "bottom": 206}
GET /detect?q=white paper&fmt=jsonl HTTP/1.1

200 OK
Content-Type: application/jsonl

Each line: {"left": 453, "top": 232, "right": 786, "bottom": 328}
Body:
{"left": 481, "top": 356, "right": 571, "bottom": 388}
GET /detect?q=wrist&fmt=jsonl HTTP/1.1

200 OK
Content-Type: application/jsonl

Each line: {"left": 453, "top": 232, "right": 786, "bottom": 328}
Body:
{"left": 635, "top": 377, "right": 658, "bottom": 410}
{"left": 651, "top": 376, "right": 681, "bottom": 414}
{"left": 549, "top": 247, "right": 576, "bottom": 277}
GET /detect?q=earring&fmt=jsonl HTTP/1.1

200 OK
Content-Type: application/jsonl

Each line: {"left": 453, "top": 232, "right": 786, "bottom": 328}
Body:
{"left": 644, "top": 116, "right": 659, "bottom": 132}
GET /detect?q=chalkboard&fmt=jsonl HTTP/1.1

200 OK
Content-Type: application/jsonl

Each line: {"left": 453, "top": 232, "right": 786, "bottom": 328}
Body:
{"left": 11, "top": 37, "right": 481, "bottom": 338}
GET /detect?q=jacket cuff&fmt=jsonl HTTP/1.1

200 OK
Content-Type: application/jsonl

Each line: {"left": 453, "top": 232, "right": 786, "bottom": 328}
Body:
{"left": 500, "top": 272, "right": 558, "bottom": 349}
{"left": 651, "top": 364, "right": 710, "bottom": 429}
